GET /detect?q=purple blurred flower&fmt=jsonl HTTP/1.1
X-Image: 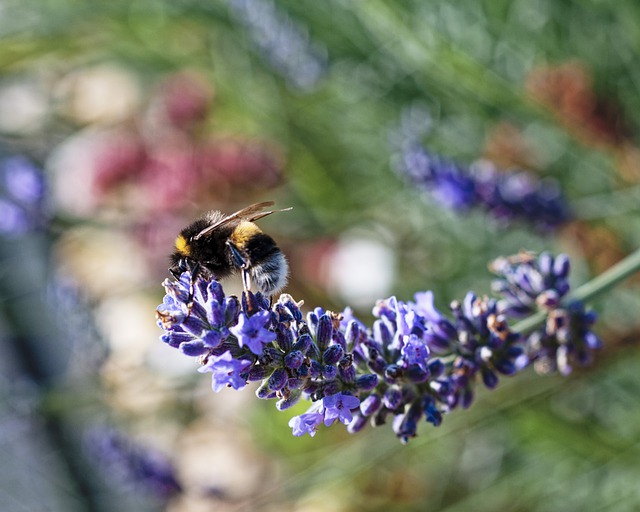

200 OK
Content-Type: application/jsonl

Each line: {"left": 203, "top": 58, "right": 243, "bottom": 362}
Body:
{"left": 393, "top": 134, "right": 571, "bottom": 230}
{"left": 0, "top": 199, "right": 29, "bottom": 233}
{"left": 528, "top": 300, "right": 602, "bottom": 375}
{"left": 228, "top": 0, "right": 327, "bottom": 92}
{"left": 85, "top": 427, "right": 182, "bottom": 500}
{"left": 490, "top": 253, "right": 601, "bottom": 375}
{"left": 4, "top": 156, "right": 45, "bottom": 203}
{"left": 491, "top": 251, "right": 571, "bottom": 317}
{"left": 0, "top": 155, "right": 47, "bottom": 236}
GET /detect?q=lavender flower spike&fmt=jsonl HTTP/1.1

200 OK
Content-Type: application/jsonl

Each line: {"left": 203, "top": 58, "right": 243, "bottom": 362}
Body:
{"left": 157, "top": 248, "right": 603, "bottom": 442}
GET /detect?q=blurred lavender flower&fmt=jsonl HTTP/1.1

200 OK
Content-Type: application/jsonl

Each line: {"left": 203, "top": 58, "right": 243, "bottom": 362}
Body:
{"left": 490, "top": 252, "right": 601, "bottom": 375}
{"left": 391, "top": 115, "right": 571, "bottom": 229}
{"left": 228, "top": 0, "right": 328, "bottom": 92}
{"left": 47, "top": 275, "right": 108, "bottom": 374}
{"left": 490, "top": 251, "right": 571, "bottom": 317}
{"left": 85, "top": 427, "right": 182, "bottom": 500}
{"left": 528, "top": 300, "right": 602, "bottom": 375}
{"left": 158, "top": 249, "right": 596, "bottom": 442}
{"left": 0, "top": 155, "right": 47, "bottom": 235}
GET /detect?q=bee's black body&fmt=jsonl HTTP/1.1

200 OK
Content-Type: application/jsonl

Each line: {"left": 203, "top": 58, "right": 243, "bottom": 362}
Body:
{"left": 169, "top": 202, "right": 290, "bottom": 298}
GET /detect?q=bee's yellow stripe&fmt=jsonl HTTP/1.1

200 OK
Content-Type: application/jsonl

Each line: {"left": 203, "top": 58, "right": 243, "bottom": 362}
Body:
{"left": 231, "top": 221, "right": 262, "bottom": 245}
{"left": 175, "top": 235, "right": 190, "bottom": 256}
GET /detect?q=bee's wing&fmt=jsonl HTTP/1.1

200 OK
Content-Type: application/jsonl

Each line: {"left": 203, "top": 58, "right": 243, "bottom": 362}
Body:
{"left": 193, "top": 201, "right": 292, "bottom": 240}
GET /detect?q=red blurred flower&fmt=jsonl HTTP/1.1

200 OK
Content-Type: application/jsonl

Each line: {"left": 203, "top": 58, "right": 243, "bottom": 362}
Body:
{"left": 86, "top": 71, "right": 285, "bottom": 216}
{"left": 92, "top": 132, "right": 147, "bottom": 195}
{"left": 197, "top": 137, "right": 283, "bottom": 188}
{"left": 158, "top": 71, "right": 214, "bottom": 131}
{"left": 139, "top": 140, "right": 200, "bottom": 213}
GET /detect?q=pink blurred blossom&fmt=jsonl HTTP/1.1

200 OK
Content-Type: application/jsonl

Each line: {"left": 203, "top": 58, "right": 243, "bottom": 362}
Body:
{"left": 159, "top": 71, "right": 214, "bottom": 130}
{"left": 198, "top": 137, "right": 283, "bottom": 188}
{"left": 92, "top": 132, "right": 147, "bottom": 195}
{"left": 138, "top": 141, "right": 200, "bottom": 213}
{"left": 83, "top": 71, "right": 284, "bottom": 216}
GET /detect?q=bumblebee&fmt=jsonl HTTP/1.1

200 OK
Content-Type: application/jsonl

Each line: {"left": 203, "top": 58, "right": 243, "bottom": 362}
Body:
{"left": 170, "top": 202, "right": 291, "bottom": 303}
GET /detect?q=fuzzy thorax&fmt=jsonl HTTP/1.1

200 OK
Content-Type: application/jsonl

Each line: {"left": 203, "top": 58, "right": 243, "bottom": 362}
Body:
{"left": 230, "top": 221, "right": 262, "bottom": 246}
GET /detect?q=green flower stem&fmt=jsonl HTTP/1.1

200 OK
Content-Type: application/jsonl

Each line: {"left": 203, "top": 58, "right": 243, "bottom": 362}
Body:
{"left": 513, "top": 247, "right": 640, "bottom": 334}
{"left": 570, "top": 247, "right": 640, "bottom": 302}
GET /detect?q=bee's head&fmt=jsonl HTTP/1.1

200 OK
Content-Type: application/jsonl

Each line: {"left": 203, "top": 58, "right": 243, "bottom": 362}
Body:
{"left": 169, "top": 237, "right": 200, "bottom": 316}
{"left": 169, "top": 255, "right": 190, "bottom": 279}
{"left": 170, "top": 234, "right": 194, "bottom": 278}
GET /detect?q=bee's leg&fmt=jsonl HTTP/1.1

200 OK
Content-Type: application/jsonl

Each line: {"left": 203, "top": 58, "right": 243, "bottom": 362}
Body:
{"left": 241, "top": 269, "right": 252, "bottom": 292}
{"left": 187, "top": 261, "right": 200, "bottom": 316}
{"left": 226, "top": 240, "right": 248, "bottom": 268}
{"left": 226, "top": 241, "right": 251, "bottom": 292}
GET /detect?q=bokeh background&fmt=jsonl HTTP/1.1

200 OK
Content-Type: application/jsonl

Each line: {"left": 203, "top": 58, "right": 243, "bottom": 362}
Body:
{"left": 1, "top": 1, "right": 640, "bottom": 510}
